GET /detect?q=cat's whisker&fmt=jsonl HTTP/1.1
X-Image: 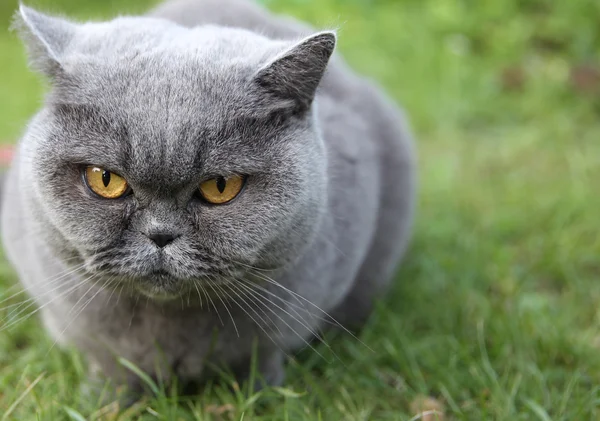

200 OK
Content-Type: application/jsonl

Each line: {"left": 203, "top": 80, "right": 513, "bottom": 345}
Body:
{"left": 233, "top": 280, "right": 332, "bottom": 363}
{"left": 66, "top": 277, "right": 100, "bottom": 318}
{"left": 1, "top": 299, "right": 38, "bottom": 326}
{"left": 116, "top": 283, "right": 126, "bottom": 306}
{"left": 0, "top": 225, "right": 78, "bottom": 248}
{"left": 2, "top": 261, "right": 85, "bottom": 295}
{"left": 46, "top": 274, "right": 108, "bottom": 355}
{"left": 186, "top": 284, "right": 192, "bottom": 307}
{"left": 222, "top": 279, "right": 284, "bottom": 338}
{"left": 228, "top": 259, "right": 283, "bottom": 275}
{"left": 202, "top": 280, "right": 224, "bottom": 326}
{"left": 0, "top": 283, "right": 24, "bottom": 301}
{"left": 192, "top": 280, "right": 204, "bottom": 310}
{"left": 238, "top": 278, "right": 336, "bottom": 328}
{"left": 0, "top": 292, "right": 34, "bottom": 314}
{"left": 129, "top": 294, "right": 140, "bottom": 329}
{"left": 220, "top": 282, "right": 290, "bottom": 360}
{"left": 237, "top": 278, "right": 328, "bottom": 345}
{"left": 200, "top": 283, "right": 213, "bottom": 313}
{"left": 0, "top": 275, "right": 91, "bottom": 332}
{"left": 205, "top": 279, "right": 239, "bottom": 337}
{"left": 246, "top": 269, "right": 312, "bottom": 317}
{"left": 0, "top": 262, "right": 86, "bottom": 306}
{"left": 314, "top": 232, "right": 348, "bottom": 260}
{"left": 226, "top": 261, "right": 339, "bottom": 346}
{"left": 248, "top": 268, "right": 374, "bottom": 352}
{"left": 103, "top": 274, "right": 122, "bottom": 307}
{"left": 1, "top": 266, "right": 88, "bottom": 322}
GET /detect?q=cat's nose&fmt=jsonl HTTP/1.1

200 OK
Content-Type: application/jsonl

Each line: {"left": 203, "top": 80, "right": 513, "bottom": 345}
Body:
{"left": 148, "top": 232, "right": 178, "bottom": 248}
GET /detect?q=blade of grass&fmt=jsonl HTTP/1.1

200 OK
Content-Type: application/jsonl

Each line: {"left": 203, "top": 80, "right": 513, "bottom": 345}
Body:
{"left": 2, "top": 372, "right": 45, "bottom": 421}
{"left": 118, "top": 358, "right": 160, "bottom": 396}
{"left": 63, "top": 406, "right": 88, "bottom": 421}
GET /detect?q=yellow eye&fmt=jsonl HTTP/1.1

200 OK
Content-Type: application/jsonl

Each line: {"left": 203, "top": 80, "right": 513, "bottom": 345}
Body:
{"left": 84, "top": 166, "right": 129, "bottom": 199}
{"left": 199, "top": 175, "right": 245, "bottom": 204}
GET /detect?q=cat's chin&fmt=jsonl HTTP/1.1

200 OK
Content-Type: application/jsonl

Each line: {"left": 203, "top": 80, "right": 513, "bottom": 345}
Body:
{"left": 133, "top": 282, "right": 193, "bottom": 301}
{"left": 131, "top": 276, "right": 233, "bottom": 303}
{"left": 131, "top": 271, "right": 189, "bottom": 301}
{"left": 135, "top": 288, "right": 183, "bottom": 301}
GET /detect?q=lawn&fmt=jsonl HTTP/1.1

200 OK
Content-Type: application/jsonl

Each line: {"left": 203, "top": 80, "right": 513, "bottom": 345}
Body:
{"left": 1, "top": 0, "right": 600, "bottom": 419}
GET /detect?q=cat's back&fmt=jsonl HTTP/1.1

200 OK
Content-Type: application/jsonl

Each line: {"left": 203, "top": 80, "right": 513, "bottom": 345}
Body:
{"left": 150, "top": 0, "right": 310, "bottom": 39}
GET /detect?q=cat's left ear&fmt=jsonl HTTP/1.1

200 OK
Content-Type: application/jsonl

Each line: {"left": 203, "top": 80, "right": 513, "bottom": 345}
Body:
{"left": 253, "top": 31, "right": 337, "bottom": 115}
{"left": 13, "top": 5, "right": 77, "bottom": 78}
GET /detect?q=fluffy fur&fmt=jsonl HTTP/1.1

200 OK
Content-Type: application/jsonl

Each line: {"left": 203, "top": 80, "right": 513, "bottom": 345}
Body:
{"left": 1, "top": 0, "right": 416, "bottom": 397}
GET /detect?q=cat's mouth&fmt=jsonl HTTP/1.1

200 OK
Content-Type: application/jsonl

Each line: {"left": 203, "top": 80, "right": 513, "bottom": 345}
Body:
{"left": 132, "top": 268, "right": 236, "bottom": 301}
{"left": 83, "top": 253, "right": 244, "bottom": 301}
{"left": 132, "top": 268, "right": 183, "bottom": 299}
{"left": 152, "top": 269, "right": 170, "bottom": 277}
{"left": 133, "top": 279, "right": 181, "bottom": 300}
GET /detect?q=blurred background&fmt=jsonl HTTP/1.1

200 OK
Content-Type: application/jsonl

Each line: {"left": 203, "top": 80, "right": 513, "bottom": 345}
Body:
{"left": 1, "top": 0, "right": 599, "bottom": 419}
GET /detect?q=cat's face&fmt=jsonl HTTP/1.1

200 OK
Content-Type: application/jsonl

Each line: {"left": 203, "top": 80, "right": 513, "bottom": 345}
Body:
{"left": 17, "top": 7, "right": 335, "bottom": 298}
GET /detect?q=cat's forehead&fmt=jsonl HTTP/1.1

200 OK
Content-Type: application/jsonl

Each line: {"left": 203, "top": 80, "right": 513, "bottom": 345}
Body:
{"left": 21, "top": 8, "right": 327, "bottom": 193}
{"left": 79, "top": 55, "right": 248, "bottom": 119}
{"left": 50, "top": 50, "right": 284, "bottom": 188}
{"left": 71, "top": 18, "right": 277, "bottom": 69}
{"left": 51, "top": 62, "right": 268, "bottom": 183}
{"left": 60, "top": 22, "right": 279, "bottom": 127}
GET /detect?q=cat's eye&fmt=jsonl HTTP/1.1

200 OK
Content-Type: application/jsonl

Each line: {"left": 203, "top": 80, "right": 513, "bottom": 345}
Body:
{"left": 199, "top": 175, "right": 245, "bottom": 204}
{"left": 84, "top": 166, "right": 130, "bottom": 199}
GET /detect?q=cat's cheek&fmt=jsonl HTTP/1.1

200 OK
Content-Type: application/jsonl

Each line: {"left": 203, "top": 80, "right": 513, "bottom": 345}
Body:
{"left": 50, "top": 198, "right": 130, "bottom": 249}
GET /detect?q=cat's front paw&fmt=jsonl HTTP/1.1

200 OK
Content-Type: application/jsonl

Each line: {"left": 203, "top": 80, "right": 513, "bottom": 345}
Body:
{"left": 254, "top": 349, "right": 286, "bottom": 390}
{"left": 79, "top": 362, "right": 145, "bottom": 408}
{"left": 79, "top": 376, "right": 132, "bottom": 406}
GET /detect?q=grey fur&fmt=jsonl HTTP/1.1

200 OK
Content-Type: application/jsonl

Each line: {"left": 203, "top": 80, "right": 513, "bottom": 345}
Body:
{"left": 1, "top": 0, "right": 416, "bottom": 396}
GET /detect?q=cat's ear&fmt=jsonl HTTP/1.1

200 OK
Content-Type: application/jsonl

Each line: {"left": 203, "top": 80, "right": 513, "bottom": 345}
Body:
{"left": 253, "top": 31, "right": 337, "bottom": 114}
{"left": 12, "top": 5, "right": 77, "bottom": 78}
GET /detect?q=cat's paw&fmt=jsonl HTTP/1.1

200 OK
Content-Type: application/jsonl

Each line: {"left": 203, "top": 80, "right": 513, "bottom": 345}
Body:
{"left": 80, "top": 379, "right": 142, "bottom": 408}
{"left": 79, "top": 366, "right": 144, "bottom": 409}
{"left": 254, "top": 349, "right": 286, "bottom": 390}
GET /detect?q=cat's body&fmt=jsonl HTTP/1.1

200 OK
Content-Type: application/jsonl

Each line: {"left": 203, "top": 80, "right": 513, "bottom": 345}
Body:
{"left": 1, "top": 0, "right": 415, "bottom": 393}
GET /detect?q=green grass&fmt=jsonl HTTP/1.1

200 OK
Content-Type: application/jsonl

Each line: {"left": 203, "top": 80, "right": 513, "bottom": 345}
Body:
{"left": 1, "top": 0, "right": 600, "bottom": 419}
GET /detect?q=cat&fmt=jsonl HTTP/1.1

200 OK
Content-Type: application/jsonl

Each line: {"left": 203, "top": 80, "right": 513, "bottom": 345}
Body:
{"left": 1, "top": 0, "right": 416, "bottom": 398}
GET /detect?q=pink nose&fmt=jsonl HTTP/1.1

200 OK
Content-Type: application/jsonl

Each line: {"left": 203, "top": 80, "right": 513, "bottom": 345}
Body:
{"left": 0, "top": 146, "right": 13, "bottom": 166}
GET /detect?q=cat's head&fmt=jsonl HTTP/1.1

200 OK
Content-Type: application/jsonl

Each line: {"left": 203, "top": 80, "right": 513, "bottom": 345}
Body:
{"left": 15, "top": 6, "right": 336, "bottom": 299}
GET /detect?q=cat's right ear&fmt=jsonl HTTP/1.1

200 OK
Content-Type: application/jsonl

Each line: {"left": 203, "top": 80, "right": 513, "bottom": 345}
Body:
{"left": 12, "top": 5, "right": 77, "bottom": 78}
{"left": 251, "top": 31, "right": 337, "bottom": 116}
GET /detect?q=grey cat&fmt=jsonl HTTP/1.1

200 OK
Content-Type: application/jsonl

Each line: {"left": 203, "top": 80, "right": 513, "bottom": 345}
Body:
{"left": 1, "top": 0, "right": 416, "bottom": 397}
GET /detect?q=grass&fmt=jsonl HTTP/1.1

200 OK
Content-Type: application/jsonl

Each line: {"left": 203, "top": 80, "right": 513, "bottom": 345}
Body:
{"left": 1, "top": 0, "right": 600, "bottom": 419}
